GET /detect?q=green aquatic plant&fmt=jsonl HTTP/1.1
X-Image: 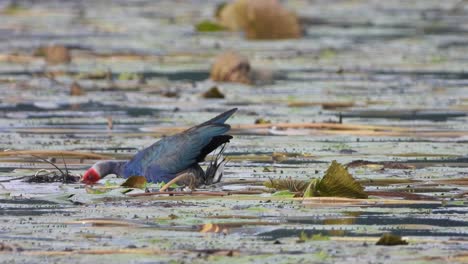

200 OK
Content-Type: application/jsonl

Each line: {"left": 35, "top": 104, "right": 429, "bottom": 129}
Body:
{"left": 195, "top": 20, "right": 226, "bottom": 32}
{"left": 304, "top": 161, "right": 368, "bottom": 199}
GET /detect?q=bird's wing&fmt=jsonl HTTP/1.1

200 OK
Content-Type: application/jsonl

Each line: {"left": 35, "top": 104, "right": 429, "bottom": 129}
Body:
{"left": 126, "top": 124, "right": 230, "bottom": 175}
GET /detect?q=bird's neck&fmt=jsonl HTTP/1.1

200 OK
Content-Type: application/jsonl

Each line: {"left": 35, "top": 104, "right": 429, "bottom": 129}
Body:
{"left": 101, "top": 160, "right": 127, "bottom": 177}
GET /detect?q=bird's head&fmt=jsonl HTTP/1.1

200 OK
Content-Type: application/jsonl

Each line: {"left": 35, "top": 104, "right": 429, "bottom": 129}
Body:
{"left": 81, "top": 161, "right": 108, "bottom": 185}
{"left": 81, "top": 167, "right": 101, "bottom": 185}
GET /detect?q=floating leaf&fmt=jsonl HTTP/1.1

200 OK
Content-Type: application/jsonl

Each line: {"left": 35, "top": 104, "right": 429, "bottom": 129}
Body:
{"left": 376, "top": 233, "right": 408, "bottom": 246}
{"left": 195, "top": 20, "right": 226, "bottom": 32}
{"left": 304, "top": 161, "right": 368, "bottom": 199}
{"left": 210, "top": 51, "right": 251, "bottom": 84}
{"left": 202, "top": 86, "right": 225, "bottom": 99}
{"left": 217, "top": 0, "right": 301, "bottom": 40}
{"left": 271, "top": 190, "right": 295, "bottom": 197}
{"left": 121, "top": 176, "right": 147, "bottom": 188}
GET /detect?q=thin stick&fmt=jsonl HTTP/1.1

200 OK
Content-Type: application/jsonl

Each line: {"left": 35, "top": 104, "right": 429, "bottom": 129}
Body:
{"left": 31, "top": 155, "right": 66, "bottom": 177}
{"left": 61, "top": 154, "right": 69, "bottom": 183}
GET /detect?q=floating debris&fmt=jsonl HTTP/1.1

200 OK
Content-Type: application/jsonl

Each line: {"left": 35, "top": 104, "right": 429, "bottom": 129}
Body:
{"left": 35, "top": 45, "right": 71, "bottom": 65}
{"left": 202, "top": 86, "right": 225, "bottom": 99}
{"left": 375, "top": 233, "right": 408, "bottom": 246}
{"left": 217, "top": 0, "right": 301, "bottom": 39}
{"left": 210, "top": 51, "right": 251, "bottom": 84}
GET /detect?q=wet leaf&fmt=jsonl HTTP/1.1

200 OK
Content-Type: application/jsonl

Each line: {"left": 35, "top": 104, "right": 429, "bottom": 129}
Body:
{"left": 217, "top": 0, "right": 301, "bottom": 39}
{"left": 376, "top": 233, "right": 408, "bottom": 246}
{"left": 195, "top": 20, "right": 226, "bottom": 32}
{"left": 202, "top": 86, "right": 225, "bottom": 99}
{"left": 305, "top": 161, "right": 368, "bottom": 199}
{"left": 271, "top": 190, "right": 295, "bottom": 197}
{"left": 121, "top": 176, "right": 147, "bottom": 188}
{"left": 210, "top": 51, "right": 251, "bottom": 84}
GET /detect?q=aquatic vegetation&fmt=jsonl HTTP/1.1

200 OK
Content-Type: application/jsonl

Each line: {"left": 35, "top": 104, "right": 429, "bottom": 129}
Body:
{"left": 376, "top": 233, "right": 408, "bottom": 246}
{"left": 195, "top": 20, "right": 226, "bottom": 32}
{"left": 304, "top": 161, "right": 368, "bottom": 199}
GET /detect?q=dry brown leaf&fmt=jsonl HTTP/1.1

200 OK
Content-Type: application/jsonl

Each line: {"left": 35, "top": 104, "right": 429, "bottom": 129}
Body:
{"left": 218, "top": 0, "right": 301, "bottom": 39}
{"left": 210, "top": 51, "right": 251, "bottom": 84}
{"left": 70, "top": 82, "right": 85, "bottom": 96}
{"left": 121, "top": 175, "right": 147, "bottom": 188}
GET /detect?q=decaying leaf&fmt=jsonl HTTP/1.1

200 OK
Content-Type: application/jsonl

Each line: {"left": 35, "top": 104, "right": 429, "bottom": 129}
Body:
{"left": 210, "top": 51, "right": 251, "bottom": 84}
{"left": 376, "top": 233, "right": 408, "bottom": 246}
{"left": 36, "top": 45, "right": 71, "bottom": 65}
{"left": 304, "top": 161, "right": 368, "bottom": 199}
{"left": 203, "top": 86, "right": 225, "bottom": 99}
{"left": 264, "top": 177, "right": 309, "bottom": 193}
{"left": 121, "top": 176, "right": 147, "bottom": 188}
{"left": 217, "top": 0, "right": 301, "bottom": 39}
{"left": 70, "top": 82, "right": 85, "bottom": 96}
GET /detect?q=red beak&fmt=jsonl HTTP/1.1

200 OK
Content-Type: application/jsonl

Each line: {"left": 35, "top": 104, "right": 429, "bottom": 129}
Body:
{"left": 81, "top": 168, "right": 101, "bottom": 184}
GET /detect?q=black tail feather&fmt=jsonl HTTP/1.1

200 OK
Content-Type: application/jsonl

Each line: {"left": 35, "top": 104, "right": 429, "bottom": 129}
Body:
{"left": 196, "top": 135, "right": 232, "bottom": 162}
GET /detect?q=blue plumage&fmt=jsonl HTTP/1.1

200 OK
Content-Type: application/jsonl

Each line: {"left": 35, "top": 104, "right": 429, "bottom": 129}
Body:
{"left": 121, "top": 108, "right": 237, "bottom": 183}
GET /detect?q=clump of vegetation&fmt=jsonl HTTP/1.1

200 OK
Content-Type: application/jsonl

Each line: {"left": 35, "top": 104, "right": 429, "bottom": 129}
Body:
{"left": 265, "top": 161, "right": 368, "bottom": 199}
{"left": 118, "top": 72, "right": 142, "bottom": 81}
{"left": 265, "top": 177, "right": 309, "bottom": 193}
{"left": 376, "top": 233, "right": 408, "bottom": 246}
{"left": 304, "top": 161, "right": 368, "bottom": 198}
{"left": 203, "top": 86, "right": 225, "bottom": 99}
{"left": 195, "top": 20, "right": 226, "bottom": 32}
{"left": 255, "top": 118, "right": 271, "bottom": 124}
{"left": 25, "top": 156, "right": 80, "bottom": 183}
{"left": 297, "top": 231, "right": 330, "bottom": 242}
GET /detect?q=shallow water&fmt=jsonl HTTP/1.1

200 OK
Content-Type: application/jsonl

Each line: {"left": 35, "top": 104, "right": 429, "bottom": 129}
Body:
{"left": 0, "top": 0, "right": 467, "bottom": 263}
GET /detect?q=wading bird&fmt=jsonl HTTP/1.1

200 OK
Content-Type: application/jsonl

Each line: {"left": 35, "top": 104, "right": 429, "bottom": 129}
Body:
{"left": 81, "top": 108, "right": 237, "bottom": 185}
